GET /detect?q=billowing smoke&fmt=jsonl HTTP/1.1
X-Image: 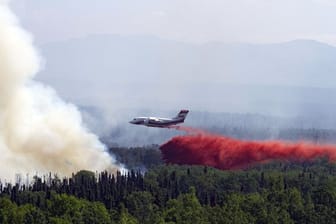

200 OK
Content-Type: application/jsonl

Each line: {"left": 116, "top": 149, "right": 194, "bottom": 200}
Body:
{"left": 0, "top": 1, "right": 120, "bottom": 180}
{"left": 160, "top": 127, "right": 336, "bottom": 169}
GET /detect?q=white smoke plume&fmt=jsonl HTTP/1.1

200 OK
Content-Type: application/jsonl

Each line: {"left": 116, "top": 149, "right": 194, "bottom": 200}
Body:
{"left": 0, "top": 1, "right": 120, "bottom": 181}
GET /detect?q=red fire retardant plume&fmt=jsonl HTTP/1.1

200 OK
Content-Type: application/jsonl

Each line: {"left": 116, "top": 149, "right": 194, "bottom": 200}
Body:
{"left": 160, "top": 129, "right": 336, "bottom": 170}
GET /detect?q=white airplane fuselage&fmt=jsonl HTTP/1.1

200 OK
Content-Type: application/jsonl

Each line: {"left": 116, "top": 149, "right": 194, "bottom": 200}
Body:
{"left": 129, "top": 110, "right": 189, "bottom": 128}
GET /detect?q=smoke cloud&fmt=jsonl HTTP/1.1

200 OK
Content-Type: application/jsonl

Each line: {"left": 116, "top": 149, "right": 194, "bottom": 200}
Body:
{"left": 160, "top": 127, "right": 336, "bottom": 169}
{"left": 0, "top": 2, "right": 120, "bottom": 181}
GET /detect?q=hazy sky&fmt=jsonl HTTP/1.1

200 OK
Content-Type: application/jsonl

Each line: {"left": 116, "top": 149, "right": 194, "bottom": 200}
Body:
{"left": 10, "top": 0, "right": 336, "bottom": 45}
{"left": 8, "top": 0, "right": 336, "bottom": 121}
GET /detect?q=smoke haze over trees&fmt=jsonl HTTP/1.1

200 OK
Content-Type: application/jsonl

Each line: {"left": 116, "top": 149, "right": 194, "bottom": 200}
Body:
{"left": 0, "top": 0, "right": 120, "bottom": 180}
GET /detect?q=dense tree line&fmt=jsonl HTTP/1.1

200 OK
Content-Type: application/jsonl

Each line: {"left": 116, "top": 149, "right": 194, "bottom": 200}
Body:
{"left": 108, "top": 145, "right": 162, "bottom": 170}
{"left": 1, "top": 158, "right": 336, "bottom": 223}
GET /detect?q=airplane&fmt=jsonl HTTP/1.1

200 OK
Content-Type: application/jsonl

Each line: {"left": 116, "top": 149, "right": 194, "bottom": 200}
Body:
{"left": 129, "top": 110, "right": 189, "bottom": 128}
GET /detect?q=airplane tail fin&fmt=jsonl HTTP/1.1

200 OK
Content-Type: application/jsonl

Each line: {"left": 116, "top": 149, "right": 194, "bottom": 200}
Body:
{"left": 174, "top": 110, "right": 189, "bottom": 121}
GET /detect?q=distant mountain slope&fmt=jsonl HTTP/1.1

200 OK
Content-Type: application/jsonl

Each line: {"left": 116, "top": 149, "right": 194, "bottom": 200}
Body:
{"left": 35, "top": 35, "right": 336, "bottom": 137}
{"left": 37, "top": 36, "right": 336, "bottom": 88}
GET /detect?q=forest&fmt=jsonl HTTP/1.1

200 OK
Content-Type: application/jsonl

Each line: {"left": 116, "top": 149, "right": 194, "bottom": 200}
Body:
{"left": 1, "top": 145, "right": 336, "bottom": 223}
